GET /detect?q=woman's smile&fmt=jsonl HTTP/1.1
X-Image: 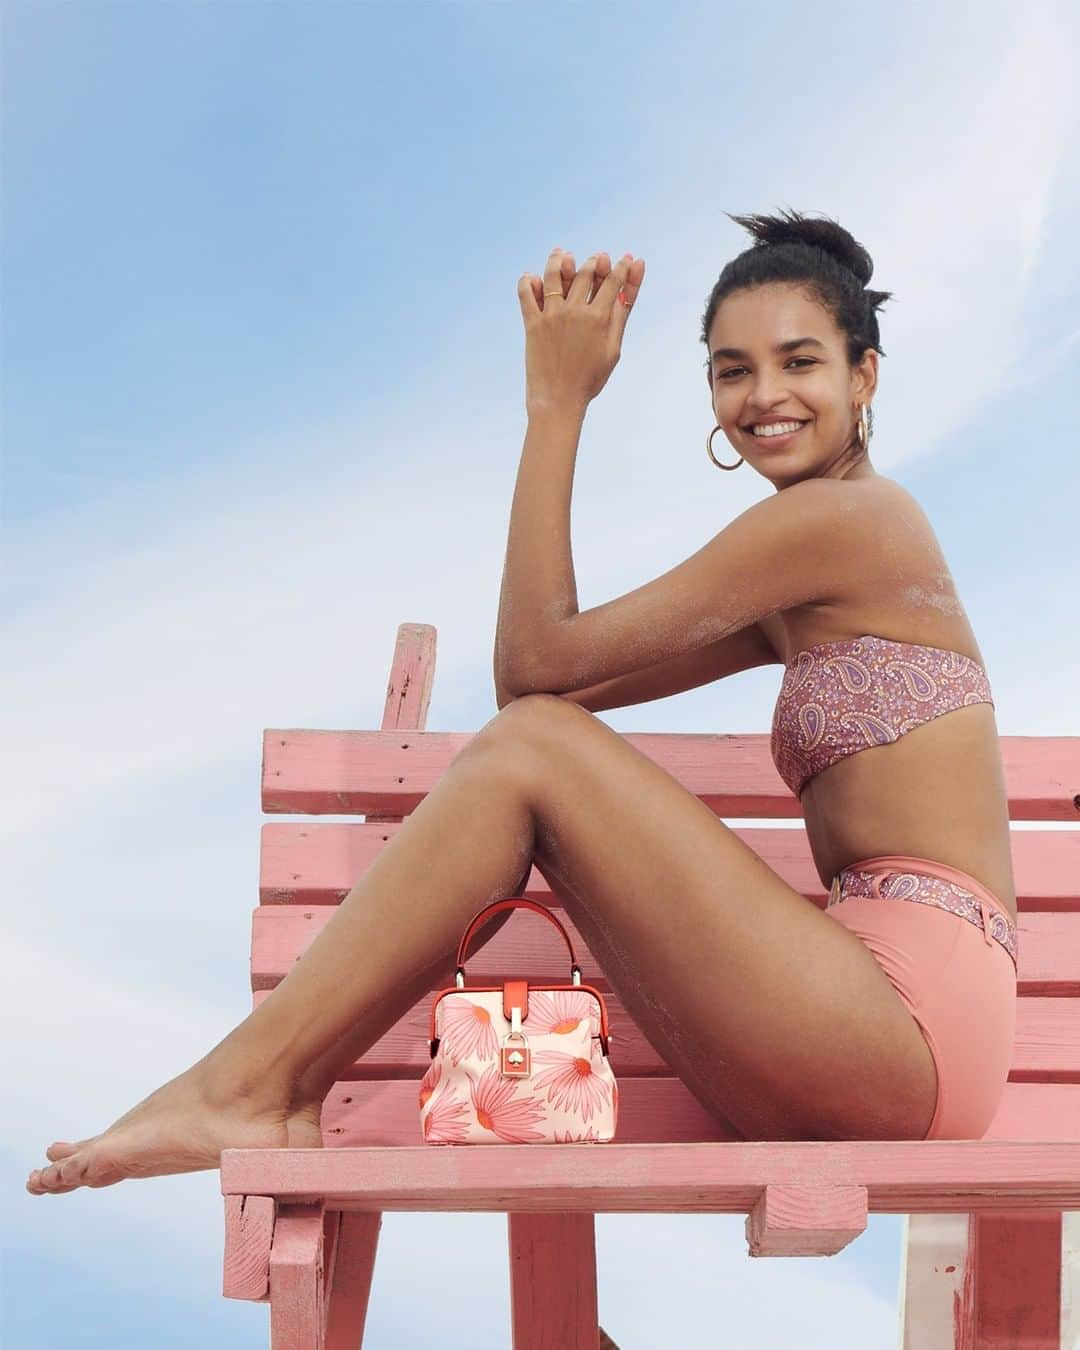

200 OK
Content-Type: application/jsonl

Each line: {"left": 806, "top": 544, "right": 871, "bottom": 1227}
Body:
{"left": 746, "top": 420, "right": 811, "bottom": 448}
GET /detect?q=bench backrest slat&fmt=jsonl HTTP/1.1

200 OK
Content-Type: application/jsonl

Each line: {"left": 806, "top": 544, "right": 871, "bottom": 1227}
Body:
{"left": 262, "top": 728, "right": 1080, "bottom": 821}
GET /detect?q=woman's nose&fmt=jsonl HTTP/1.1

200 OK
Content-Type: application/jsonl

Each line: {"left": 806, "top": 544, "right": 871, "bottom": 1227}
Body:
{"left": 748, "top": 375, "right": 791, "bottom": 406}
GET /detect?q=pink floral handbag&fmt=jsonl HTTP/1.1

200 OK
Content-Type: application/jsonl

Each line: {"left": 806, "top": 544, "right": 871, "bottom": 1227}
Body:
{"left": 419, "top": 897, "right": 619, "bottom": 1144}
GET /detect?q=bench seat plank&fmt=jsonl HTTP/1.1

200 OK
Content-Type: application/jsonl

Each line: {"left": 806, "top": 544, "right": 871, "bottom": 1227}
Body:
{"left": 220, "top": 1139, "right": 1080, "bottom": 1213}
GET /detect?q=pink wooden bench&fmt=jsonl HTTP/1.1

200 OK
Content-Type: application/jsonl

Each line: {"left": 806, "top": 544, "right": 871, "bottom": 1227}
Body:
{"left": 221, "top": 622, "right": 1080, "bottom": 1349}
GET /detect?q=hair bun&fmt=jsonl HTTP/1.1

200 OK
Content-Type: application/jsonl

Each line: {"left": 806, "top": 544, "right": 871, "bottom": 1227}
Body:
{"left": 726, "top": 207, "right": 874, "bottom": 288}
{"left": 701, "top": 206, "right": 894, "bottom": 380}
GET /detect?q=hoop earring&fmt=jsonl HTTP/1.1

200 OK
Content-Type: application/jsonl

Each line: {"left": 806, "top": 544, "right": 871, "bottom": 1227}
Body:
{"left": 706, "top": 424, "right": 744, "bottom": 471}
{"left": 855, "top": 403, "right": 870, "bottom": 452}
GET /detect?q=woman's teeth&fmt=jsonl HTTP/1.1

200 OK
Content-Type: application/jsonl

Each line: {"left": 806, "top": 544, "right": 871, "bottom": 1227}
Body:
{"left": 751, "top": 420, "right": 807, "bottom": 437}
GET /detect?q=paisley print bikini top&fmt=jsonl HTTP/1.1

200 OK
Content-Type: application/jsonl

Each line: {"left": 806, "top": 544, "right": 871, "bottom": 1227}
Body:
{"left": 770, "top": 634, "right": 995, "bottom": 797}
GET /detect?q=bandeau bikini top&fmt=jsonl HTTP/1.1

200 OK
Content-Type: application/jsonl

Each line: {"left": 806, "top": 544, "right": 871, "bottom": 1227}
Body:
{"left": 770, "top": 634, "right": 994, "bottom": 797}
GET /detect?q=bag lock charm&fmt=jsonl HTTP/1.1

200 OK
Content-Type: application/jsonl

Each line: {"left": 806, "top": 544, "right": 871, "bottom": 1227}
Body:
{"left": 500, "top": 1002, "right": 531, "bottom": 1079}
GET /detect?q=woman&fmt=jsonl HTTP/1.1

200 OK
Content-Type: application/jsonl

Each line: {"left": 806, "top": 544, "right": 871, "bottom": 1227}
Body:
{"left": 27, "top": 210, "right": 1017, "bottom": 1194}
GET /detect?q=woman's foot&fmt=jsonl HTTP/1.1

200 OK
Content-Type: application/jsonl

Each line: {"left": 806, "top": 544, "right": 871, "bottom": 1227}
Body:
{"left": 25, "top": 1065, "right": 326, "bottom": 1195}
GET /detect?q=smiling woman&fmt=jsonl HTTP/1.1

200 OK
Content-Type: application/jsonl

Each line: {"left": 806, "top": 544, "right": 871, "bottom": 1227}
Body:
{"left": 701, "top": 207, "right": 891, "bottom": 485}
{"left": 490, "top": 208, "right": 1017, "bottom": 1150}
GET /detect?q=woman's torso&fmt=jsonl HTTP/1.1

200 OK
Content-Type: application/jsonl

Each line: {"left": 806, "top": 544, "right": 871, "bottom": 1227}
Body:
{"left": 757, "top": 476, "right": 1017, "bottom": 922}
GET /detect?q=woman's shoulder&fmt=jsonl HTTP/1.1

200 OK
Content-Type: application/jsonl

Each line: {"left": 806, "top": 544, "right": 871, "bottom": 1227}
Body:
{"left": 839, "top": 475, "right": 945, "bottom": 564}
{"left": 778, "top": 473, "right": 932, "bottom": 534}
{"left": 762, "top": 477, "right": 978, "bottom": 665}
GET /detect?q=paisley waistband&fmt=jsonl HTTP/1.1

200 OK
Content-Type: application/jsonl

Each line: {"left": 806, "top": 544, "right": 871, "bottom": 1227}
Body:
{"left": 828, "top": 855, "right": 1018, "bottom": 969}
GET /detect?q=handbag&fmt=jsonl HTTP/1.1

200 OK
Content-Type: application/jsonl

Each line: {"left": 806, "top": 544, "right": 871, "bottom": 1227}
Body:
{"left": 419, "top": 896, "right": 618, "bottom": 1144}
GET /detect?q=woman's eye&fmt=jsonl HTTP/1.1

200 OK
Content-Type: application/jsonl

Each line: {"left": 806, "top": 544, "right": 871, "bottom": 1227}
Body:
{"left": 717, "top": 357, "right": 817, "bottom": 379}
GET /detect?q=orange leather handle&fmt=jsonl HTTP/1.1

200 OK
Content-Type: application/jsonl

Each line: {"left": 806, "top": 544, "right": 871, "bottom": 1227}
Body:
{"left": 455, "top": 897, "right": 581, "bottom": 981}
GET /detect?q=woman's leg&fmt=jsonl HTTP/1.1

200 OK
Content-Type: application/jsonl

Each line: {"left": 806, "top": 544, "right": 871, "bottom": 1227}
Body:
{"left": 27, "top": 728, "right": 542, "bottom": 1193}
{"left": 287, "top": 907, "right": 520, "bottom": 1116}
{"left": 30, "top": 691, "right": 944, "bottom": 1194}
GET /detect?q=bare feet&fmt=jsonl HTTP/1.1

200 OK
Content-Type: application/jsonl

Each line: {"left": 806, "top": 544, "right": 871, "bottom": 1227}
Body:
{"left": 26, "top": 1065, "right": 326, "bottom": 1196}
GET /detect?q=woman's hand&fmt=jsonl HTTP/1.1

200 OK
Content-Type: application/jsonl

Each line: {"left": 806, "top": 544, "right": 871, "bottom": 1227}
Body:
{"left": 518, "top": 248, "right": 646, "bottom": 416}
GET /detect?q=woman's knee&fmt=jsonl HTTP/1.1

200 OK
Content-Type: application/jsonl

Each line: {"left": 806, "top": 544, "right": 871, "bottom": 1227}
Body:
{"left": 452, "top": 703, "right": 574, "bottom": 835}
{"left": 474, "top": 691, "right": 589, "bottom": 753}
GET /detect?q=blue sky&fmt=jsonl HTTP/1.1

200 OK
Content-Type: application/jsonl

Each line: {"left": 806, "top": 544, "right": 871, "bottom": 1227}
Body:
{"left": 5, "top": 1, "right": 1079, "bottom": 1346}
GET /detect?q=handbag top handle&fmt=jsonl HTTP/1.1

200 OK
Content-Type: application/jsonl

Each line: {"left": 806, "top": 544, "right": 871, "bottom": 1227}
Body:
{"left": 455, "top": 896, "right": 582, "bottom": 983}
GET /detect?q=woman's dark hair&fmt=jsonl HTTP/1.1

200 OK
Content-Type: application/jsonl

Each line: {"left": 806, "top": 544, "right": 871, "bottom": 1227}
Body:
{"left": 700, "top": 208, "right": 894, "bottom": 380}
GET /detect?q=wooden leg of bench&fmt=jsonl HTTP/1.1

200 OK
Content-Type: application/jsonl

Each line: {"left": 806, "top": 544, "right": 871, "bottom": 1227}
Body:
{"left": 963, "top": 1211, "right": 1062, "bottom": 1349}
{"left": 323, "top": 1212, "right": 383, "bottom": 1350}
{"left": 900, "top": 1211, "right": 1064, "bottom": 1348}
{"left": 269, "top": 1201, "right": 329, "bottom": 1349}
{"left": 508, "top": 1213, "right": 601, "bottom": 1350}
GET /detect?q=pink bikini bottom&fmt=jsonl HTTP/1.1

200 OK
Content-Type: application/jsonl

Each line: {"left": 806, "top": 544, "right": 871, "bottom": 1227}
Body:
{"left": 822, "top": 853, "right": 1018, "bottom": 1141}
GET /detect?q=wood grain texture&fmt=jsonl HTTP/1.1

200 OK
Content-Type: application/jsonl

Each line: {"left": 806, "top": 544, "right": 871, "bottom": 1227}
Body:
{"left": 963, "top": 1211, "right": 1063, "bottom": 1349}
{"left": 323, "top": 1213, "right": 381, "bottom": 1350}
{"left": 746, "top": 1183, "right": 868, "bottom": 1257}
{"left": 508, "top": 1213, "right": 599, "bottom": 1350}
{"left": 268, "top": 1203, "right": 326, "bottom": 1350}
{"left": 222, "top": 1192, "right": 275, "bottom": 1301}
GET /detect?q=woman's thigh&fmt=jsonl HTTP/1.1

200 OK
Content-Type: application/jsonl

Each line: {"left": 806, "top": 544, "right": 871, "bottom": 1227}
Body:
{"left": 473, "top": 694, "right": 941, "bottom": 1142}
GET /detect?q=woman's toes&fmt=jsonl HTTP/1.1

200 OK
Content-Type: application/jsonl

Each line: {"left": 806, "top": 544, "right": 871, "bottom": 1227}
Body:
{"left": 45, "top": 1140, "right": 83, "bottom": 1161}
{"left": 26, "top": 1167, "right": 79, "bottom": 1195}
{"left": 38, "top": 1162, "right": 64, "bottom": 1190}
{"left": 27, "top": 1167, "right": 50, "bottom": 1193}
{"left": 35, "top": 1154, "right": 87, "bottom": 1192}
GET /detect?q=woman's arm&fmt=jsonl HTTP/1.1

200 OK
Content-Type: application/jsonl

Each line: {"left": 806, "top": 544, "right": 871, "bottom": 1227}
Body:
{"left": 492, "top": 402, "right": 587, "bottom": 692}
{"left": 494, "top": 620, "right": 779, "bottom": 712}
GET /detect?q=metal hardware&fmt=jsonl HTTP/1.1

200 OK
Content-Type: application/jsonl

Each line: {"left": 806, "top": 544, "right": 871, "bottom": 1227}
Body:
{"left": 458, "top": 962, "right": 582, "bottom": 988}
{"left": 501, "top": 1005, "right": 532, "bottom": 1078}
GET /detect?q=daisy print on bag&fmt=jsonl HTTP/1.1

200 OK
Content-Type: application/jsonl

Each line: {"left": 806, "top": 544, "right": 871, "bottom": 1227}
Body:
{"left": 530, "top": 1047, "right": 612, "bottom": 1123}
{"left": 439, "top": 993, "right": 500, "bottom": 1065}
{"left": 419, "top": 1061, "right": 472, "bottom": 1143}
{"left": 465, "top": 1063, "right": 549, "bottom": 1142}
{"left": 554, "top": 1125, "right": 602, "bottom": 1143}
{"left": 523, "top": 988, "right": 600, "bottom": 1037}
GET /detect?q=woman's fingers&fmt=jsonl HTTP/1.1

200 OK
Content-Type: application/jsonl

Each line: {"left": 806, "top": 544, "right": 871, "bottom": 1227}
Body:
{"left": 606, "top": 256, "right": 644, "bottom": 356}
{"left": 567, "top": 253, "right": 604, "bottom": 303}
{"left": 542, "top": 248, "right": 571, "bottom": 306}
{"left": 533, "top": 248, "right": 638, "bottom": 313}
{"left": 589, "top": 252, "right": 612, "bottom": 300}
{"left": 596, "top": 254, "right": 641, "bottom": 308}
{"left": 619, "top": 256, "right": 645, "bottom": 306}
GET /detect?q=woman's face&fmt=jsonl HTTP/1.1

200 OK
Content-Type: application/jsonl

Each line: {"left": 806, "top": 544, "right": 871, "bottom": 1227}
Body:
{"left": 706, "top": 282, "right": 878, "bottom": 488}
